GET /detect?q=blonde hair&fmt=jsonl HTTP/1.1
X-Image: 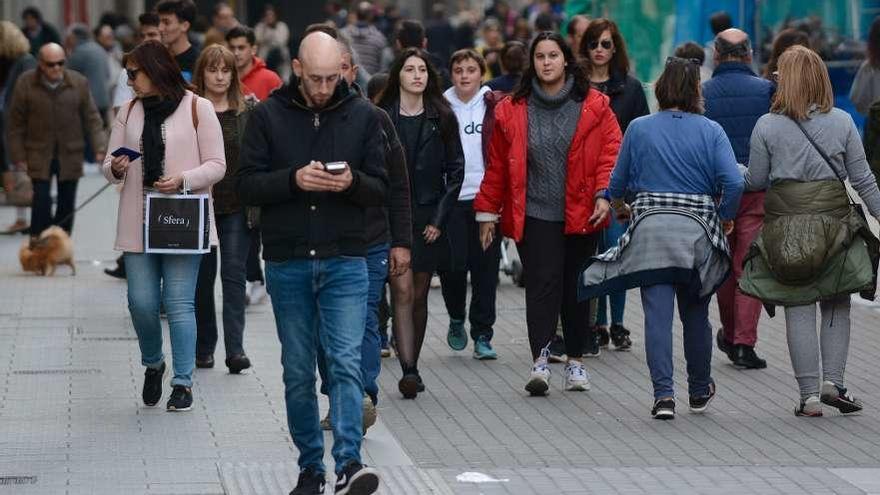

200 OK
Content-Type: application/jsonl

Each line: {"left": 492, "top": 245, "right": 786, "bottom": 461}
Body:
{"left": 771, "top": 45, "right": 833, "bottom": 120}
{"left": 192, "top": 44, "right": 245, "bottom": 113}
{"left": 0, "top": 21, "right": 31, "bottom": 60}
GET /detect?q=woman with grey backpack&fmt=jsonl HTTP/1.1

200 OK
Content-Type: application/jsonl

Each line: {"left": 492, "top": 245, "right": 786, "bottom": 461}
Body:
{"left": 741, "top": 46, "right": 880, "bottom": 417}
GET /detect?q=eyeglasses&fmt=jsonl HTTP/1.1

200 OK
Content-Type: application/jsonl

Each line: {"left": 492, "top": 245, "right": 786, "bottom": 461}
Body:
{"left": 126, "top": 68, "right": 141, "bottom": 81}
{"left": 589, "top": 40, "right": 613, "bottom": 51}
{"left": 43, "top": 60, "right": 65, "bottom": 68}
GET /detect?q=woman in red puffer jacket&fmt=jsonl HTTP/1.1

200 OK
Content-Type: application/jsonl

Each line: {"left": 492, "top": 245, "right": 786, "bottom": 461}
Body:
{"left": 474, "top": 32, "right": 621, "bottom": 397}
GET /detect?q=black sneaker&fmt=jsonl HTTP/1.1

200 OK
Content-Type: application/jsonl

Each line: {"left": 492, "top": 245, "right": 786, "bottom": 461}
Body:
{"left": 732, "top": 345, "right": 767, "bottom": 369}
{"left": 651, "top": 398, "right": 675, "bottom": 420}
{"left": 290, "top": 467, "right": 326, "bottom": 495}
{"left": 142, "top": 362, "right": 165, "bottom": 406}
{"left": 716, "top": 328, "right": 735, "bottom": 362}
{"left": 195, "top": 356, "right": 214, "bottom": 369}
{"left": 166, "top": 385, "right": 193, "bottom": 412}
{"left": 609, "top": 324, "right": 632, "bottom": 351}
{"left": 225, "top": 354, "right": 251, "bottom": 374}
{"left": 595, "top": 326, "right": 610, "bottom": 348}
{"left": 547, "top": 334, "right": 566, "bottom": 363}
{"left": 820, "top": 381, "right": 863, "bottom": 414}
{"left": 334, "top": 461, "right": 379, "bottom": 495}
{"left": 688, "top": 382, "right": 716, "bottom": 413}
{"left": 582, "top": 330, "right": 601, "bottom": 358}
{"left": 415, "top": 373, "right": 425, "bottom": 393}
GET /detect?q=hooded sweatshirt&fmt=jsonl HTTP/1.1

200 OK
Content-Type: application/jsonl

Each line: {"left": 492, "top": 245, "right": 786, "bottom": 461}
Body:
{"left": 444, "top": 85, "right": 491, "bottom": 200}
{"left": 241, "top": 57, "right": 283, "bottom": 101}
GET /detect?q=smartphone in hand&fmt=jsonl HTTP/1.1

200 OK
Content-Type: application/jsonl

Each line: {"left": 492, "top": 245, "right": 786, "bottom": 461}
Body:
{"left": 111, "top": 147, "right": 142, "bottom": 161}
{"left": 323, "top": 161, "right": 348, "bottom": 175}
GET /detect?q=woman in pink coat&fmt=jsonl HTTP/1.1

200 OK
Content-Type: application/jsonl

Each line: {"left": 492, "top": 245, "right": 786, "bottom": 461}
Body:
{"left": 102, "top": 41, "right": 226, "bottom": 412}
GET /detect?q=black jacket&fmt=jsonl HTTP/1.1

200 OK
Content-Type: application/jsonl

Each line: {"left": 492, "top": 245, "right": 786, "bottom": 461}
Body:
{"left": 382, "top": 99, "right": 464, "bottom": 229}
{"left": 365, "top": 107, "right": 412, "bottom": 248}
{"left": 592, "top": 72, "right": 649, "bottom": 133}
{"left": 236, "top": 79, "right": 388, "bottom": 260}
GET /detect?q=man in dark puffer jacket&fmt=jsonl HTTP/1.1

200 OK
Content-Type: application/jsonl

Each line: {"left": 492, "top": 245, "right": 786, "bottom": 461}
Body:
{"left": 236, "top": 32, "right": 386, "bottom": 495}
{"left": 703, "top": 28, "right": 774, "bottom": 370}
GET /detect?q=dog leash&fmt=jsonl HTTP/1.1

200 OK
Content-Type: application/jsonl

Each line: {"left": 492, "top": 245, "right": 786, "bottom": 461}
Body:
{"left": 52, "top": 182, "right": 114, "bottom": 230}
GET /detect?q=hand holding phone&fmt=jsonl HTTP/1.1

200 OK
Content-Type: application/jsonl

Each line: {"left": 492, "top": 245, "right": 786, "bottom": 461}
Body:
{"left": 110, "top": 154, "right": 130, "bottom": 179}
{"left": 296, "top": 161, "right": 352, "bottom": 192}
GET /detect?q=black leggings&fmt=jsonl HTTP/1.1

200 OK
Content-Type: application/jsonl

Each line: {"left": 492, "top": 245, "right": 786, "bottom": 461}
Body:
{"left": 517, "top": 216, "right": 597, "bottom": 360}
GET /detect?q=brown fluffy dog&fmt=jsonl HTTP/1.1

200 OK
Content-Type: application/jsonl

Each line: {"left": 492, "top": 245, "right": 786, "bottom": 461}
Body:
{"left": 19, "top": 226, "right": 76, "bottom": 276}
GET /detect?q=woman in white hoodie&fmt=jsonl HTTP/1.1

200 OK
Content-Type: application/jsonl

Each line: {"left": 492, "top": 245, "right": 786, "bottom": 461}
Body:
{"left": 439, "top": 49, "right": 504, "bottom": 360}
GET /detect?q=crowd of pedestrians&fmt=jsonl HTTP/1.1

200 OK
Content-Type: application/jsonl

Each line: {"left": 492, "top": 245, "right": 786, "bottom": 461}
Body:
{"left": 3, "top": 2, "right": 880, "bottom": 494}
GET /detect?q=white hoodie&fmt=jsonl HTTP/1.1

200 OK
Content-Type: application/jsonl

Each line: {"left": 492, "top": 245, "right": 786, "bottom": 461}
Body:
{"left": 444, "top": 85, "right": 491, "bottom": 201}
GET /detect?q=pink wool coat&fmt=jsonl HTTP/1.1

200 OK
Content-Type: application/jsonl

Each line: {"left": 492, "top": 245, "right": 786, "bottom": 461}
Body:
{"left": 101, "top": 91, "right": 226, "bottom": 252}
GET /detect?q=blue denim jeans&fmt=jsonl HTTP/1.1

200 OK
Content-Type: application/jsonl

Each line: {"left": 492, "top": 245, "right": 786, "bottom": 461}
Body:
{"left": 124, "top": 252, "right": 201, "bottom": 387}
{"left": 596, "top": 215, "right": 628, "bottom": 326}
{"left": 640, "top": 284, "right": 714, "bottom": 399}
{"left": 196, "top": 212, "right": 249, "bottom": 359}
{"left": 317, "top": 243, "right": 389, "bottom": 405}
{"left": 266, "top": 257, "right": 368, "bottom": 474}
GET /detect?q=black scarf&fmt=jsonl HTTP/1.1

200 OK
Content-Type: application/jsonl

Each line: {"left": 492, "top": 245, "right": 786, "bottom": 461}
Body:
{"left": 141, "top": 95, "right": 181, "bottom": 186}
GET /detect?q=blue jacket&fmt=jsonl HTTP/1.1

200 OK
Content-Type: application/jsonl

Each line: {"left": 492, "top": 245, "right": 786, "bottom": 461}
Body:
{"left": 702, "top": 62, "right": 774, "bottom": 165}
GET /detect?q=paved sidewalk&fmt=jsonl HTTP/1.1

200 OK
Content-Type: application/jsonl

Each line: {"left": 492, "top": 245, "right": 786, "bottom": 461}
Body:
{"left": 1, "top": 172, "right": 879, "bottom": 494}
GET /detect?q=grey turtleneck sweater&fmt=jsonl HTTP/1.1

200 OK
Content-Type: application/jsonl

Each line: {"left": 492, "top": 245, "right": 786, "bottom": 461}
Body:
{"left": 526, "top": 76, "right": 581, "bottom": 222}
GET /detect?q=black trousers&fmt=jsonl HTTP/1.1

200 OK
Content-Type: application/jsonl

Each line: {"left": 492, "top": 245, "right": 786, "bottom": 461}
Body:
{"left": 195, "top": 246, "right": 218, "bottom": 357}
{"left": 517, "top": 216, "right": 597, "bottom": 360}
{"left": 439, "top": 201, "right": 502, "bottom": 340}
{"left": 31, "top": 159, "right": 78, "bottom": 235}
{"left": 246, "top": 226, "right": 264, "bottom": 283}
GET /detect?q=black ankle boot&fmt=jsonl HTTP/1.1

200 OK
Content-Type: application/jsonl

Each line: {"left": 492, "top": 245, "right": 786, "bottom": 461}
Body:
{"left": 225, "top": 354, "right": 251, "bottom": 374}
{"left": 733, "top": 345, "right": 767, "bottom": 369}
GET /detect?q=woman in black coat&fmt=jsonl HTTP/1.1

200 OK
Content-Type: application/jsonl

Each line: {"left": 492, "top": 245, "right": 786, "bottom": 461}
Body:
{"left": 377, "top": 48, "right": 465, "bottom": 399}
{"left": 579, "top": 18, "right": 650, "bottom": 353}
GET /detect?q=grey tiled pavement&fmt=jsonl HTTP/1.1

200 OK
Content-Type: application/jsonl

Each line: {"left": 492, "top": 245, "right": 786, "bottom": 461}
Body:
{"left": 1, "top": 172, "right": 880, "bottom": 494}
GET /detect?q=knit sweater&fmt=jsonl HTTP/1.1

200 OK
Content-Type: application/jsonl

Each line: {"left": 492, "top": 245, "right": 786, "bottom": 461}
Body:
{"left": 212, "top": 110, "right": 242, "bottom": 215}
{"left": 745, "top": 108, "right": 880, "bottom": 217}
{"left": 525, "top": 76, "right": 580, "bottom": 222}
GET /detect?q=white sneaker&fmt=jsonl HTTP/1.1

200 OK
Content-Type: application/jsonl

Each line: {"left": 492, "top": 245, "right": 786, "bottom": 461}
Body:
{"left": 564, "top": 360, "right": 590, "bottom": 391}
{"left": 795, "top": 395, "right": 823, "bottom": 417}
{"left": 248, "top": 281, "right": 267, "bottom": 305}
{"left": 525, "top": 348, "right": 551, "bottom": 396}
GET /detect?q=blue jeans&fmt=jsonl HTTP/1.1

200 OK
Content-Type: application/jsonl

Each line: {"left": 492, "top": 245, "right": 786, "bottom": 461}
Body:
{"left": 640, "top": 284, "right": 713, "bottom": 399}
{"left": 124, "top": 252, "right": 201, "bottom": 387}
{"left": 266, "top": 257, "right": 368, "bottom": 474}
{"left": 596, "top": 215, "right": 627, "bottom": 326}
{"left": 317, "top": 243, "right": 388, "bottom": 404}
{"left": 362, "top": 244, "right": 389, "bottom": 403}
{"left": 196, "top": 212, "right": 249, "bottom": 358}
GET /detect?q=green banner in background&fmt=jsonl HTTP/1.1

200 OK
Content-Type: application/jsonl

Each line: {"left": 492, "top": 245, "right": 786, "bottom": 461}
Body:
{"left": 565, "top": 0, "right": 676, "bottom": 83}
{"left": 566, "top": 0, "right": 872, "bottom": 84}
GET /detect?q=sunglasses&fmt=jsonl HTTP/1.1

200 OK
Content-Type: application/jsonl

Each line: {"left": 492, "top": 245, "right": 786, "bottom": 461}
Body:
{"left": 126, "top": 68, "right": 141, "bottom": 81}
{"left": 589, "top": 40, "right": 613, "bottom": 51}
{"left": 665, "top": 56, "right": 702, "bottom": 67}
{"left": 43, "top": 60, "right": 65, "bottom": 68}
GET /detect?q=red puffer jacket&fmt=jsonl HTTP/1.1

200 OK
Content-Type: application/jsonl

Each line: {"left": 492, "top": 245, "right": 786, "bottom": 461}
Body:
{"left": 473, "top": 89, "right": 622, "bottom": 241}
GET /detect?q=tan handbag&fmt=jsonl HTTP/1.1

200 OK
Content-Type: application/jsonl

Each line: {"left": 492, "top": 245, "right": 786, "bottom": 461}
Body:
{"left": 6, "top": 170, "right": 32, "bottom": 207}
